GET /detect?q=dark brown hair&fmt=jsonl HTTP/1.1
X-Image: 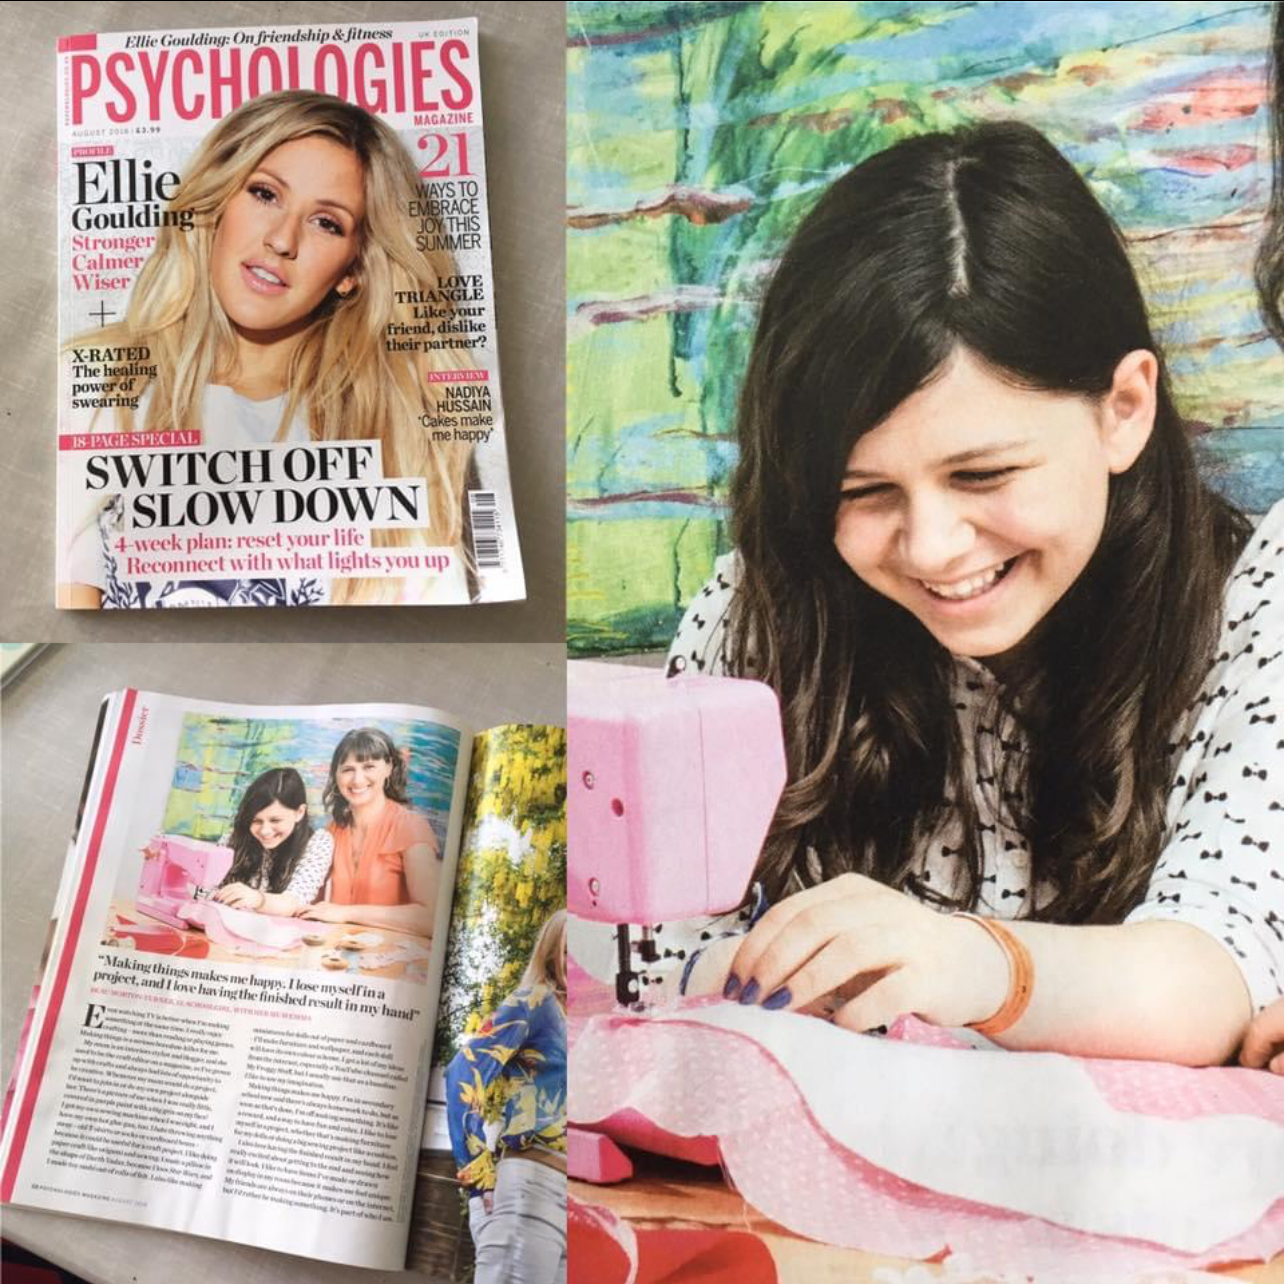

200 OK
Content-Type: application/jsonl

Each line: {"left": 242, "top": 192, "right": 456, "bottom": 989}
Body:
{"left": 730, "top": 121, "right": 1249, "bottom": 923}
{"left": 222, "top": 767, "right": 312, "bottom": 895}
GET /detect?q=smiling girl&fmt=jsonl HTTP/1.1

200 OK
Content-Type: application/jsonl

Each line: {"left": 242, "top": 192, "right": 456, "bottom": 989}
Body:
{"left": 300, "top": 727, "right": 442, "bottom": 937}
{"left": 60, "top": 90, "right": 473, "bottom": 609}
{"left": 207, "top": 767, "right": 333, "bottom": 916}
{"left": 669, "top": 121, "right": 1282, "bottom": 1066}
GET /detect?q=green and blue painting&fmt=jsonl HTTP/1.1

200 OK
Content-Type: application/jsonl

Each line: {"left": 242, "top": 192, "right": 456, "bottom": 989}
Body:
{"left": 568, "top": 0, "right": 1284, "bottom": 653}
{"left": 162, "top": 714, "right": 461, "bottom": 851}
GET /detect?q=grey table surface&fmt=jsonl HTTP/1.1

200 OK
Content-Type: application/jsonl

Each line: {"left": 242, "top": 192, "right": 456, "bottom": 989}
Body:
{"left": 1, "top": 641, "right": 566, "bottom": 1281}
{"left": 0, "top": 0, "right": 566, "bottom": 642}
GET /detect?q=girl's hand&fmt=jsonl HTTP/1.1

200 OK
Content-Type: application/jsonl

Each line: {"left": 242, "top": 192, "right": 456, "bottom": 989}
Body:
{"left": 142, "top": 837, "right": 165, "bottom": 860}
{"left": 212, "top": 883, "right": 265, "bottom": 910}
{"left": 298, "top": 901, "right": 351, "bottom": 924}
{"left": 682, "top": 936, "right": 743, "bottom": 997}
{"left": 1240, "top": 998, "right": 1284, "bottom": 1074}
{"left": 724, "top": 873, "right": 1010, "bottom": 1032}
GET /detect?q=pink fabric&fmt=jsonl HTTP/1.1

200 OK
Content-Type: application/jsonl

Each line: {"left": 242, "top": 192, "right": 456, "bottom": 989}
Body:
{"left": 887, "top": 1014, "right": 1284, "bottom": 1120}
{"left": 179, "top": 900, "right": 319, "bottom": 955}
{"left": 569, "top": 1196, "right": 638, "bottom": 1284}
{"left": 570, "top": 1011, "right": 1284, "bottom": 1281}
{"left": 568, "top": 954, "right": 615, "bottom": 1015}
{"left": 568, "top": 1194, "right": 779, "bottom": 1284}
{"left": 586, "top": 1108, "right": 721, "bottom": 1167}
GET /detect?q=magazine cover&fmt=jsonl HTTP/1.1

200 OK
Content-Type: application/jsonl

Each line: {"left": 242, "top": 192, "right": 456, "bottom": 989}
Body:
{"left": 56, "top": 18, "right": 525, "bottom": 609}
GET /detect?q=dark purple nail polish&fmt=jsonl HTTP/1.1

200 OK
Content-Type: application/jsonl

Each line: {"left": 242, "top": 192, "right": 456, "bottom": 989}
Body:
{"left": 762, "top": 987, "right": 792, "bottom": 1010}
{"left": 723, "top": 973, "right": 741, "bottom": 1000}
{"left": 738, "top": 978, "right": 760, "bottom": 1005}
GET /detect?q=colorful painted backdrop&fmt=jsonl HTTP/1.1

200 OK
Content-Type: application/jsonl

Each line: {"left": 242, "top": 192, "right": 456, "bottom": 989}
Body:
{"left": 568, "top": 0, "right": 1284, "bottom": 654}
{"left": 162, "top": 714, "right": 461, "bottom": 853}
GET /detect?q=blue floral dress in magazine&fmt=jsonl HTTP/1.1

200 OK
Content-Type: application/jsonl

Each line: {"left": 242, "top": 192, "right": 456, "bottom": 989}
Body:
{"left": 444, "top": 982, "right": 567, "bottom": 1196}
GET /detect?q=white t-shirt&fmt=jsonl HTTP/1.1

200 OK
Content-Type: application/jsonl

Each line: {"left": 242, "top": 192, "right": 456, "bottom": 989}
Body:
{"left": 667, "top": 501, "right": 1284, "bottom": 1012}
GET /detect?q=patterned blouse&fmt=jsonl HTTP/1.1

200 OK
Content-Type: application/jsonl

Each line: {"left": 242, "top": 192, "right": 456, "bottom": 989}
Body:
{"left": 236, "top": 829, "right": 334, "bottom": 905}
{"left": 668, "top": 501, "right": 1284, "bottom": 1012}
{"left": 445, "top": 982, "right": 567, "bottom": 1196}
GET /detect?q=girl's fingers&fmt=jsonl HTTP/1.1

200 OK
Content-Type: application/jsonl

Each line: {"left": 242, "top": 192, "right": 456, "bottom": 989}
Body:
{"left": 729, "top": 874, "right": 877, "bottom": 995}
{"left": 762, "top": 936, "right": 897, "bottom": 1015}
{"left": 1240, "top": 1032, "right": 1284, "bottom": 1070}
{"left": 730, "top": 900, "right": 853, "bottom": 1002}
{"left": 831, "top": 968, "right": 917, "bottom": 1034}
{"left": 1238, "top": 999, "right": 1284, "bottom": 1069}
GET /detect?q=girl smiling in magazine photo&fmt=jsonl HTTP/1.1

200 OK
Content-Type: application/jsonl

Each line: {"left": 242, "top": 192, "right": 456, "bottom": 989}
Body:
{"left": 141, "top": 765, "right": 332, "bottom": 916}
{"left": 666, "top": 119, "right": 1283, "bottom": 1067}
{"left": 208, "top": 765, "right": 333, "bottom": 916}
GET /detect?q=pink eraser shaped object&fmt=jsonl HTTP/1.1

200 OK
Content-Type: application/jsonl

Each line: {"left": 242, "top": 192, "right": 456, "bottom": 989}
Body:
{"left": 568, "top": 662, "right": 786, "bottom": 922}
{"left": 568, "top": 1125, "right": 634, "bottom": 1184}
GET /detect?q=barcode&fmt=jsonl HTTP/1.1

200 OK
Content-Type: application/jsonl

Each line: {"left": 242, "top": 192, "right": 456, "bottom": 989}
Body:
{"left": 468, "top": 490, "right": 504, "bottom": 570}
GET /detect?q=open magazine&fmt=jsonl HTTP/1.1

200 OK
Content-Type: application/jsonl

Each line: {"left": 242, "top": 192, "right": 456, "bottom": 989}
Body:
{"left": 0, "top": 692, "right": 564, "bottom": 1272}
{"left": 56, "top": 18, "right": 525, "bottom": 608}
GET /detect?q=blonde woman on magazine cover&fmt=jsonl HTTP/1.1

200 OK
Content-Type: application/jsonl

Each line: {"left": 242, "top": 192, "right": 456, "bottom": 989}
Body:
{"left": 60, "top": 89, "right": 472, "bottom": 609}
{"left": 446, "top": 910, "right": 567, "bottom": 1284}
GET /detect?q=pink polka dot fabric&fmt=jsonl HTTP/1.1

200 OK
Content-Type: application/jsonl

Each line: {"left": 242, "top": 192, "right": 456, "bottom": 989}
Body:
{"left": 570, "top": 1009, "right": 1284, "bottom": 1281}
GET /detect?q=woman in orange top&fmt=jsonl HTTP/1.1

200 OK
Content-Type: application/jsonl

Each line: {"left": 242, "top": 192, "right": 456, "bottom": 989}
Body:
{"left": 299, "top": 727, "right": 441, "bottom": 936}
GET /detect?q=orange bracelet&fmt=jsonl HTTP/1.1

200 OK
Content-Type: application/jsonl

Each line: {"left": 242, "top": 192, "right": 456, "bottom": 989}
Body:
{"left": 957, "top": 914, "right": 1034, "bottom": 1037}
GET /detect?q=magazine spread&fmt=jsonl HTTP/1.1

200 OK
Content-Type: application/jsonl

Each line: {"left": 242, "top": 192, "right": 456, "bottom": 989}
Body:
{"left": 55, "top": 18, "right": 525, "bottom": 609}
{"left": 408, "top": 724, "right": 567, "bottom": 1277}
{"left": 0, "top": 692, "right": 565, "bottom": 1271}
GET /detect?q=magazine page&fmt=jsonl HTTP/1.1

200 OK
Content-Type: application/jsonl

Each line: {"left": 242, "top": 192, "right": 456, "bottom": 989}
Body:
{"left": 1, "top": 694, "right": 116, "bottom": 1138}
{"left": 0, "top": 690, "right": 471, "bottom": 1269}
{"left": 0, "top": 644, "right": 49, "bottom": 686}
{"left": 56, "top": 18, "right": 525, "bottom": 609}
{"left": 408, "top": 724, "right": 567, "bottom": 1278}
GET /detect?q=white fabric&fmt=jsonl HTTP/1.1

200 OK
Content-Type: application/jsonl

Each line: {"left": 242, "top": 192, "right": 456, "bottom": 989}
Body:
{"left": 668, "top": 502, "right": 1284, "bottom": 1012}
{"left": 658, "top": 1002, "right": 1284, "bottom": 1252}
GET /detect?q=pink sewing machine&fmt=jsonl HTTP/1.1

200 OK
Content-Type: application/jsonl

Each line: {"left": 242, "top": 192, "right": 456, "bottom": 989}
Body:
{"left": 136, "top": 835, "right": 234, "bottom": 929}
{"left": 568, "top": 661, "right": 787, "bottom": 1181}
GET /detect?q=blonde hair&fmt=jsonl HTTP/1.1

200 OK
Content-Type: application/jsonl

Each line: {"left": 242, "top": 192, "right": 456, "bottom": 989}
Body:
{"left": 76, "top": 90, "right": 473, "bottom": 604}
{"left": 518, "top": 909, "right": 566, "bottom": 1003}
